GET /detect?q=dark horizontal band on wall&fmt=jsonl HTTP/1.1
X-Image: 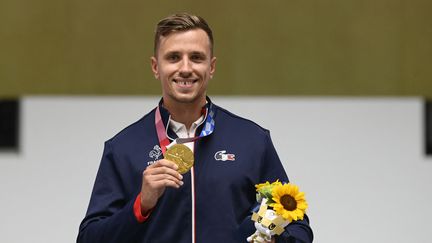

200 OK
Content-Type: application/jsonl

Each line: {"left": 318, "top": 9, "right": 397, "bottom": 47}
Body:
{"left": 0, "top": 99, "right": 19, "bottom": 151}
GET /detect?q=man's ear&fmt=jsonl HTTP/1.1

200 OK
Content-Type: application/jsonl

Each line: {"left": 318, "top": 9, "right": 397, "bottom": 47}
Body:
{"left": 210, "top": 56, "right": 216, "bottom": 79}
{"left": 151, "top": 56, "right": 159, "bottom": 79}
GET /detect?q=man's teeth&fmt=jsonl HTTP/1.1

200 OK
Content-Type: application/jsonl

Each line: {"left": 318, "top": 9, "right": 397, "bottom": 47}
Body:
{"left": 175, "top": 80, "right": 195, "bottom": 85}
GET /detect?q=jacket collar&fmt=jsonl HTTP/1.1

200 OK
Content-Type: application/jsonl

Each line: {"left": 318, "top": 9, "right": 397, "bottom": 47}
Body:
{"left": 157, "top": 96, "right": 213, "bottom": 137}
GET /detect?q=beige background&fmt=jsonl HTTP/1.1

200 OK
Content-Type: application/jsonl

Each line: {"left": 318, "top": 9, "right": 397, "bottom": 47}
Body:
{"left": 1, "top": 0, "right": 431, "bottom": 97}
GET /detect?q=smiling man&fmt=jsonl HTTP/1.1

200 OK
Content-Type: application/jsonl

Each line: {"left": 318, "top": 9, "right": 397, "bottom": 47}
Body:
{"left": 151, "top": 27, "right": 215, "bottom": 129}
{"left": 77, "top": 13, "right": 313, "bottom": 243}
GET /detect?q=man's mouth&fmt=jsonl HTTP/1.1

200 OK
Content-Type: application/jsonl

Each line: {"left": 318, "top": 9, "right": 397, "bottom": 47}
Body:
{"left": 173, "top": 79, "right": 198, "bottom": 86}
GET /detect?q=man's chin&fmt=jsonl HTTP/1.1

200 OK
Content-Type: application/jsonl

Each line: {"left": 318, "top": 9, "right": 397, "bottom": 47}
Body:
{"left": 173, "top": 94, "right": 205, "bottom": 104}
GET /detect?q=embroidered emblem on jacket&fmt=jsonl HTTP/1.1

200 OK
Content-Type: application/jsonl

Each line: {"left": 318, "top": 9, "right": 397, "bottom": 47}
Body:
{"left": 147, "top": 145, "right": 162, "bottom": 165}
{"left": 214, "top": 150, "right": 236, "bottom": 161}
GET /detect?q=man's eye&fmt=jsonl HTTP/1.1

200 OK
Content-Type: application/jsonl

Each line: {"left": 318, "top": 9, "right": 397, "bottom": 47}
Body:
{"left": 167, "top": 55, "right": 180, "bottom": 61}
{"left": 191, "top": 55, "right": 204, "bottom": 62}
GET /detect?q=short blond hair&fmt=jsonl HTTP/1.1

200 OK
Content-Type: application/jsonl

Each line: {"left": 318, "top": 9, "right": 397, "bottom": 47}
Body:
{"left": 154, "top": 13, "right": 214, "bottom": 56}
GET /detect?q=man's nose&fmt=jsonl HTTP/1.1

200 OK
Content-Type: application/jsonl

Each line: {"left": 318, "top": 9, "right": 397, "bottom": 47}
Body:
{"left": 179, "top": 57, "right": 193, "bottom": 77}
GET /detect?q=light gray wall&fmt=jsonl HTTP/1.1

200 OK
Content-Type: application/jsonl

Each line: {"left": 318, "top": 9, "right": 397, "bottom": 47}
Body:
{"left": 0, "top": 96, "right": 430, "bottom": 243}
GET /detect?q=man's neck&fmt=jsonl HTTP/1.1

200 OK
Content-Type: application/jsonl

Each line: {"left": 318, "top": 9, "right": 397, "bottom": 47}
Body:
{"left": 163, "top": 99, "right": 206, "bottom": 130}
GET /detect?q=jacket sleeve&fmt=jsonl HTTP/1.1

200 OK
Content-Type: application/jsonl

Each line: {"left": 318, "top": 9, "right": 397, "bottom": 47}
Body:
{"left": 276, "top": 214, "right": 313, "bottom": 243}
{"left": 77, "top": 141, "right": 144, "bottom": 243}
{"left": 238, "top": 131, "right": 314, "bottom": 243}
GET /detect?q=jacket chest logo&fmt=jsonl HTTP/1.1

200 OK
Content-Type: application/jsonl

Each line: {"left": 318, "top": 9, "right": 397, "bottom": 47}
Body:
{"left": 214, "top": 150, "right": 236, "bottom": 161}
{"left": 147, "top": 145, "right": 162, "bottom": 165}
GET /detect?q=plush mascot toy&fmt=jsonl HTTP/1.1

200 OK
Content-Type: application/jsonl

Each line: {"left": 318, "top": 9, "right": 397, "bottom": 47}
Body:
{"left": 247, "top": 199, "right": 289, "bottom": 243}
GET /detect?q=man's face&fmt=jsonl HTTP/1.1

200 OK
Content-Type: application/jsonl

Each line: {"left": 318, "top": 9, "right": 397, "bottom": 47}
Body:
{"left": 151, "top": 29, "right": 216, "bottom": 106}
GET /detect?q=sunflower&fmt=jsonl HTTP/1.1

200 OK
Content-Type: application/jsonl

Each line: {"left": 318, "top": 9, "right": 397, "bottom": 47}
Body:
{"left": 255, "top": 180, "right": 283, "bottom": 204}
{"left": 271, "top": 183, "right": 308, "bottom": 222}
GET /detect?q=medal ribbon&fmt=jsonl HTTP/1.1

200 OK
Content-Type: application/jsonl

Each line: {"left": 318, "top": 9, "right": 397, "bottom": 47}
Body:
{"left": 155, "top": 103, "right": 215, "bottom": 154}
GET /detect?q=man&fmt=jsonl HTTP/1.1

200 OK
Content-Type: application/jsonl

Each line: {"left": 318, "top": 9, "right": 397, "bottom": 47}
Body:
{"left": 77, "top": 13, "right": 313, "bottom": 243}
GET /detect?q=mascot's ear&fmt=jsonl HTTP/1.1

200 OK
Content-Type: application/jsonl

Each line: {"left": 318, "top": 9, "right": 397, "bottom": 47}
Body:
{"left": 252, "top": 199, "right": 268, "bottom": 222}
{"left": 258, "top": 200, "right": 268, "bottom": 215}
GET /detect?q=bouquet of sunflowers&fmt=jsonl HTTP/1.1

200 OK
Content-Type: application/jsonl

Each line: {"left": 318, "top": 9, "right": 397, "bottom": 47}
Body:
{"left": 247, "top": 180, "right": 308, "bottom": 243}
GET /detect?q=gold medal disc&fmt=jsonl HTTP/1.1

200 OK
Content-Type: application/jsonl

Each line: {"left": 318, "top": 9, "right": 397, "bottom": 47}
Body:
{"left": 164, "top": 144, "right": 194, "bottom": 174}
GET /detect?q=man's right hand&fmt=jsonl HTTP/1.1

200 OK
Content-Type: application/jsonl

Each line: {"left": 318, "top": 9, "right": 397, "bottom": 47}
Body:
{"left": 140, "top": 159, "right": 183, "bottom": 214}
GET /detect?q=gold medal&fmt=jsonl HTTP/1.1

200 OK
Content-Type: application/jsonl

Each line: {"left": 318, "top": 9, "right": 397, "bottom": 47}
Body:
{"left": 164, "top": 144, "right": 194, "bottom": 174}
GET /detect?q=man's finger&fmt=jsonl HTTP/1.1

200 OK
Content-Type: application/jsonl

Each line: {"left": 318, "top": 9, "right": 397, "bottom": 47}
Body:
{"left": 149, "top": 178, "right": 183, "bottom": 189}
{"left": 146, "top": 174, "right": 184, "bottom": 187}
{"left": 147, "top": 159, "right": 179, "bottom": 170}
{"left": 144, "top": 166, "right": 183, "bottom": 180}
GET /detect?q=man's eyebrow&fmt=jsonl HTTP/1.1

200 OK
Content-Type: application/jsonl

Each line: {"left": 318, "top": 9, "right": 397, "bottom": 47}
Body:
{"left": 162, "top": 50, "right": 208, "bottom": 59}
{"left": 163, "top": 51, "right": 180, "bottom": 56}
{"left": 190, "top": 51, "right": 207, "bottom": 57}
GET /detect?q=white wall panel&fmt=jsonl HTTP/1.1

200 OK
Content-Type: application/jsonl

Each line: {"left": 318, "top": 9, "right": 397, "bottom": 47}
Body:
{"left": 0, "top": 96, "right": 430, "bottom": 243}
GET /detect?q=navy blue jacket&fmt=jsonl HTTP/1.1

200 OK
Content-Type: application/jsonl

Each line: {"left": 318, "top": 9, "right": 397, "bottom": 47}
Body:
{"left": 77, "top": 99, "right": 313, "bottom": 243}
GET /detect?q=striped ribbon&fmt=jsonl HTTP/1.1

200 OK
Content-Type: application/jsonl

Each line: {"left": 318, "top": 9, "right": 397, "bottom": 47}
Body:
{"left": 155, "top": 103, "right": 215, "bottom": 154}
